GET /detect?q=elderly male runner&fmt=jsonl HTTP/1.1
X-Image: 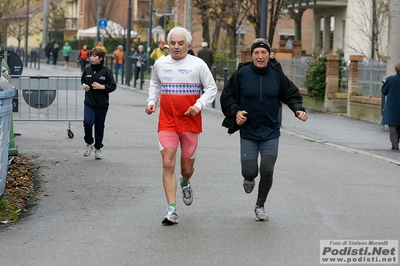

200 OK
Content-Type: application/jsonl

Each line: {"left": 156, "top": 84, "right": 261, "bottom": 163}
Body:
{"left": 145, "top": 27, "right": 217, "bottom": 225}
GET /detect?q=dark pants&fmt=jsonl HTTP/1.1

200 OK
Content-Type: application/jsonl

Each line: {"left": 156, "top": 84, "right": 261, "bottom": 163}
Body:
{"left": 240, "top": 138, "right": 279, "bottom": 207}
{"left": 83, "top": 105, "right": 108, "bottom": 150}
{"left": 389, "top": 125, "right": 400, "bottom": 149}
{"left": 80, "top": 59, "right": 88, "bottom": 72}
{"left": 134, "top": 66, "right": 142, "bottom": 81}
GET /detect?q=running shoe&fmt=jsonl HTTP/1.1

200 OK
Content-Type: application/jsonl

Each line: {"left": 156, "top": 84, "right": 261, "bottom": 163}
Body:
{"left": 94, "top": 149, "right": 102, "bottom": 159}
{"left": 181, "top": 179, "right": 193, "bottom": 206}
{"left": 162, "top": 206, "right": 178, "bottom": 225}
{"left": 84, "top": 144, "right": 94, "bottom": 157}
{"left": 243, "top": 179, "right": 255, "bottom": 194}
{"left": 254, "top": 205, "right": 269, "bottom": 221}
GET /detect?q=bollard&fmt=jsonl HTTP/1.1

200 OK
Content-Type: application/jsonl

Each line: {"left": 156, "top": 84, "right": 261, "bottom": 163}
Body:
{"left": 8, "top": 114, "right": 18, "bottom": 156}
{"left": 38, "top": 50, "right": 41, "bottom": 70}
{"left": 140, "top": 64, "right": 144, "bottom": 90}
{"left": 121, "top": 60, "right": 125, "bottom": 84}
{"left": 212, "top": 66, "right": 217, "bottom": 108}
{"left": 213, "top": 65, "right": 217, "bottom": 80}
{"left": 223, "top": 67, "right": 228, "bottom": 87}
{"left": 125, "top": 56, "right": 132, "bottom": 86}
{"left": 133, "top": 61, "right": 137, "bottom": 88}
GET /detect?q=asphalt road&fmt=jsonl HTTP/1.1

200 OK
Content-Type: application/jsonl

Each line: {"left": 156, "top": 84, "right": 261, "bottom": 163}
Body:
{"left": 1, "top": 65, "right": 399, "bottom": 265}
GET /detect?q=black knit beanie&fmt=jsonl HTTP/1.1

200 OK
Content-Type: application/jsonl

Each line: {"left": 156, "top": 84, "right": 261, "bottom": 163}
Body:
{"left": 251, "top": 42, "right": 271, "bottom": 54}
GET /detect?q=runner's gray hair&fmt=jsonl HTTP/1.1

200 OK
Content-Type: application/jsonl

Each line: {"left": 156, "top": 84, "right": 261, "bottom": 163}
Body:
{"left": 167, "top": 27, "right": 192, "bottom": 45}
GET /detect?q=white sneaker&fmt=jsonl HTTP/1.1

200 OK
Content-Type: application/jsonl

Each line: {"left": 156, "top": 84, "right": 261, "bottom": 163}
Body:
{"left": 180, "top": 176, "right": 193, "bottom": 206}
{"left": 254, "top": 205, "right": 269, "bottom": 221}
{"left": 84, "top": 144, "right": 94, "bottom": 157}
{"left": 94, "top": 149, "right": 102, "bottom": 159}
{"left": 162, "top": 206, "right": 178, "bottom": 225}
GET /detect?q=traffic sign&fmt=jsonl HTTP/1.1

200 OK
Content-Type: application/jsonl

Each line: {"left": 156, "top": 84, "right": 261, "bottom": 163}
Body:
{"left": 0, "top": 50, "right": 23, "bottom": 75}
{"left": 97, "top": 18, "right": 108, "bottom": 29}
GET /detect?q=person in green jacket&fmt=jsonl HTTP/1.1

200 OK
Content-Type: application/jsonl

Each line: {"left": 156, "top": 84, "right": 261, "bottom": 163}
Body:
{"left": 62, "top": 42, "right": 73, "bottom": 68}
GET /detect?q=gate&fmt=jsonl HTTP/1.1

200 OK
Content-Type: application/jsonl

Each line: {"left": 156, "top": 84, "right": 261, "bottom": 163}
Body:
{"left": 10, "top": 76, "right": 83, "bottom": 138}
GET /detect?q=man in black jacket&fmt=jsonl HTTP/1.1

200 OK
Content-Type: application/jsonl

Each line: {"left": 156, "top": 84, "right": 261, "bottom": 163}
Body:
{"left": 197, "top": 42, "right": 214, "bottom": 70}
{"left": 82, "top": 47, "right": 117, "bottom": 159}
{"left": 220, "top": 38, "right": 307, "bottom": 221}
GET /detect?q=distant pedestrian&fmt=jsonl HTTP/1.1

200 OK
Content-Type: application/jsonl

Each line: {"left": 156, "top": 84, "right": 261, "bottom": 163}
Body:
{"left": 145, "top": 26, "right": 217, "bottom": 225}
{"left": 132, "top": 45, "right": 147, "bottom": 85}
{"left": 220, "top": 38, "right": 307, "bottom": 222}
{"left": 77, "top": 44, "right": 90, "bottom": 73}
{"left": 269, "top": 49, "right": 278, "bottom": 65}
{"left": 269, "top": 48, "right": 283, "bottom": 73}
{"left": 150, "top": 41, "right": 165, "bottom": 62}
{"left": 113, "top": 45, "right": 124, "bottom": 77}
{"left": 44, "top": 43, "right": 52, "bottom": 64}
{"left": 62, "top": 42, "right": 73, "bottom": 68}
{"left": 381, "top": 63, "right": 400, "bottom": 150}
{"left": 52, "top": 43, "right": 59, "bottom": 67}
{"left": 96, "top": 41, "right": 107, "bottom": 53}
{"left": 197, "top": 42, "right": 214, "bottom": 70}
{"left": 159, "top": 44, "right": 170, "bottom": 58}
{"left": 81, "top": 47, "right": 117, "bottom": 159}
{"left": 187, "top": 48, "right": 195, "bottom": 56}
{"left": 285, "top": 39, "right": 293, "bottom": 49}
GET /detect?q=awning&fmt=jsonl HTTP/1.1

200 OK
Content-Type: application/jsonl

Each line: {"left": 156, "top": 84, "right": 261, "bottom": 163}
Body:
{"left": 77, "top": 21, "right": 139, "bottom": 38}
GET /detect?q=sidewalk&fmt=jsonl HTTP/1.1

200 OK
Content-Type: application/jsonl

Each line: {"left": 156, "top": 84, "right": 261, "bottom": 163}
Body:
{"left": 20, "top": 64, "right": 400, "bottom": 165}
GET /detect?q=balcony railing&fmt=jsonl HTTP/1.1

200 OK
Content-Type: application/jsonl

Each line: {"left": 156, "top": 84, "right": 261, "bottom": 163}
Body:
{"left": 64, "top": 18, "right": 78, "bottom": 31}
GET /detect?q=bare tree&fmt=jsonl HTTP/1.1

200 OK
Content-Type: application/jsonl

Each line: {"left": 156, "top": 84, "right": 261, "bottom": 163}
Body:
{"left": 0, "top": 0, "right": 33, "bottom": 48}
{"left": 193, "top": 0, "right": 211, "bottom": 45}
{"left": 208, "top": 2, "right": 224, "bottom": 53}
{"left": 287, "top": 7, "right": 306, "bottom": 41}
{"left": 6, "top": 20, "right": 26, "bottom": 48}
{"left": 245, "top": 0, "right": 284, "bottom": 45}
{"left": 48, "top": 2, "right": 66, "bottom": 40}
{"left": 347, "top": 0, "right": 389, "bottom": 60}
{"left": 267, "top": 0, "right": 284, "bottom": 45}
{"left": 217, "top": 0, "right": 248, "bottom": 58}
{"left": 3, "top": 0, "right": 42, "bottom": 49}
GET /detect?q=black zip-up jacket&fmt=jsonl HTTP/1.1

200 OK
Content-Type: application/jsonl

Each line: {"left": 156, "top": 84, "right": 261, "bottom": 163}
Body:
{"left": 220, "top": 61, "right": 305, "bottom": 134}
{"left": 81, "top": 63, "right": 116, "bottom": 109}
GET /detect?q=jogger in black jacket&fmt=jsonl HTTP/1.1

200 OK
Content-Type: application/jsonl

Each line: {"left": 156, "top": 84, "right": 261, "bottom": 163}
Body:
{"left": 81, "top": 47, "right": 116, "bottom": 159}
{"left": 220, "top": 38, "right": 308, "bottom": 221}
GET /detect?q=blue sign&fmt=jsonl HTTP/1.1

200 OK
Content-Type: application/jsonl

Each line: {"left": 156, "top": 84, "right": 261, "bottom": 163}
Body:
{"left": 97, "top": 18, "right": 108, "bottom": 29}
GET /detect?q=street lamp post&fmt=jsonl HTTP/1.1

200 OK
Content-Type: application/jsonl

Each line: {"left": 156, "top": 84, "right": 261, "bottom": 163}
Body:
{"left": 125, "top": 0, "right": 132, "bottom": 85}
{"left": 25, "top": 0, "right": 29, "bottom": 67}
{"left": 260, "top": 0, "right": 267, "bottom": 39}
{"left": 146, "top": 0, "right": 153, "bottom": 74}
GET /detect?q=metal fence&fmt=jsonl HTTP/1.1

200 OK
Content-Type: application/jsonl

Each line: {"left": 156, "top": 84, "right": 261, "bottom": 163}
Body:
{"left": 275, "top": 58, "right": 386, "bottom": 97}
{"left": 10, "top": 76, "right": 83, "bottom": 138}
{"left": 213, "top": 59, "right": 238, "bottom": 79}
{"left": 357, "top": 61, "right": 386, "bottom": 97}
{"left": 339, "top": 65, "right": 349, "bottom": 93}
{"left": 278, "top": 58, "right": 308, "bottom": 87}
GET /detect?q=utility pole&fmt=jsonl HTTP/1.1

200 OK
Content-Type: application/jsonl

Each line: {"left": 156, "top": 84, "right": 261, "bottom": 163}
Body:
{"left": 387, "top": 0, "right": 400, "bottom": 77}
{"left": 185, "top": 0, "right": 192, "bottom": 33}
{"left": 25, "top": 0, "right": 29, "bottom": 67}
{"left": 146, "top": 0, "right": 153, "bottom": 74}
{"left": 260, "top": 0, "right": 268, "bottom": 39}
{"left": 42, "top": 0, "right": 50, "bottom": 48}
{"left": 125, "top": 0, "right": 132, "bottom": 85}
{"left": 96, "top": 0, "right": 102, "bottom": 45}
